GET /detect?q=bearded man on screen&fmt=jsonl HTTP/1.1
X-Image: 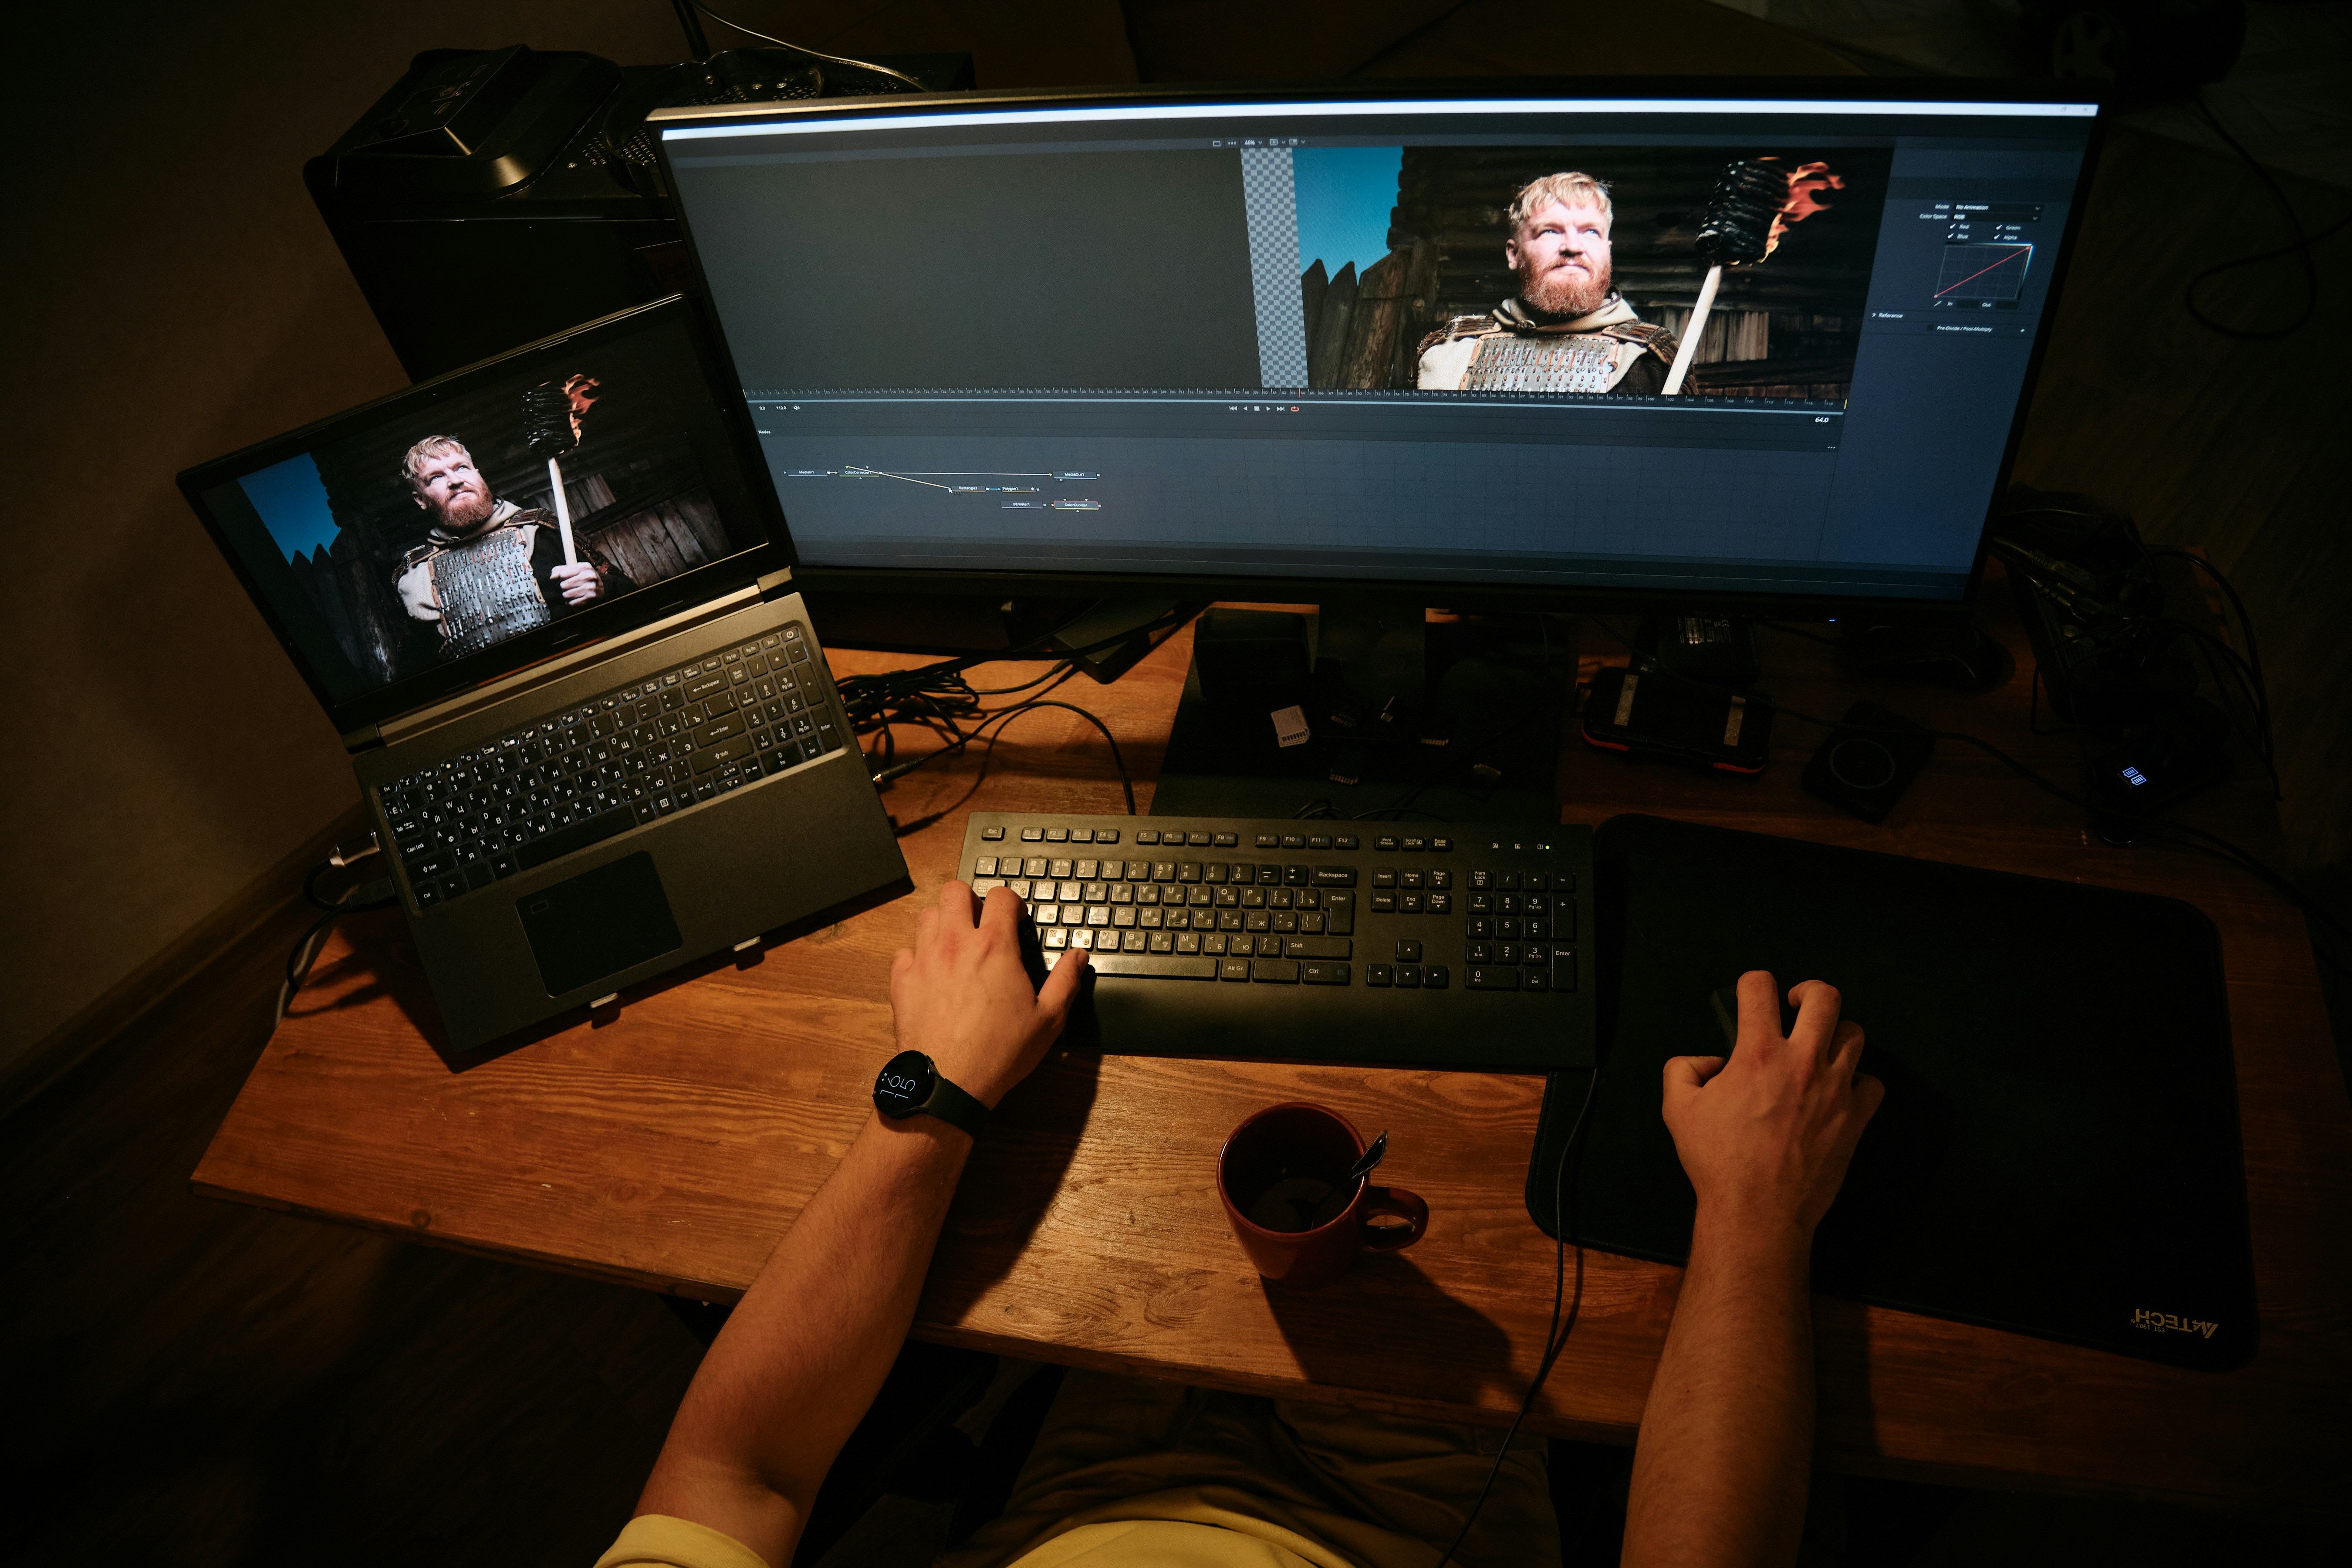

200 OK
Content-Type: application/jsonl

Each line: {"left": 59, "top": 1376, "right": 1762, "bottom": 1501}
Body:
{"left": 391, "top": 434, "right": 630, "bottom": 664}
{"left": 1416, "top": 171, "right": 1683, "bottom": 395}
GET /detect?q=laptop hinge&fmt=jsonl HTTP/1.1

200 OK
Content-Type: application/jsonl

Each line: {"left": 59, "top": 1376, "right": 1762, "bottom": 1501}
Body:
{"left": 374, "top": 582, "right": 767, "bottom": 749}
{"left": 341, "top": 722, "right": 382, "bottom": 754}
{"left": 758, "top": 566, "right": 794, "bottom": 595}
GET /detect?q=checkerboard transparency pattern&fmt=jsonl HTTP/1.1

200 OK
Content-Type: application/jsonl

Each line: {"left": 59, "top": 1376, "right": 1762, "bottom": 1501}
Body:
{"left": 1238, "top": 146, "right": 1311, "bottom": 388}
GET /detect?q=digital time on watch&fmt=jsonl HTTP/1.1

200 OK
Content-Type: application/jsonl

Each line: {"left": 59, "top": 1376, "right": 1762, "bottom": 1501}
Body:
{"left": 872, "top": 1050, "right": 990, "bottom": 1138}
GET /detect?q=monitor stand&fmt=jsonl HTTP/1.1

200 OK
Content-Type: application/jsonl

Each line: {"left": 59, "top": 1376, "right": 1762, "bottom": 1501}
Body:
{"left": 1149, "top": 600, "right": 1574, "bottom": 824}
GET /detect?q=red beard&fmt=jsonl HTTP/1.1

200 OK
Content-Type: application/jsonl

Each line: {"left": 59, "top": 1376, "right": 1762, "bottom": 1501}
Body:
{"left": 1519, "top": 254, "right": 1613, "bottom": 319}
{"left": 434, "top": 488, "right": 496, "bottom": 533}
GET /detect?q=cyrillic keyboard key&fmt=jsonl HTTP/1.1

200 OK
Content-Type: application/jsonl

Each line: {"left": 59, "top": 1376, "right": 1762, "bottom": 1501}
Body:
{"left": 517, "top": 805, "right": 636, "bottom": 868}
{"left": 693, "top": 734, "right": 757, "bottom": 771}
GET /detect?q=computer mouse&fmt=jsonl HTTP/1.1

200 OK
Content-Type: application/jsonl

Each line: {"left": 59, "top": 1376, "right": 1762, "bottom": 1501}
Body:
{"left": 1710, "top": 984, "right": 1801, "bottom": 1049}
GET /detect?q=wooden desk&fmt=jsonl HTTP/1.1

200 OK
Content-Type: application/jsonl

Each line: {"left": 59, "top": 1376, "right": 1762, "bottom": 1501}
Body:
{"left": 193, "top": 571, "right": 2352, "bottom": 1518}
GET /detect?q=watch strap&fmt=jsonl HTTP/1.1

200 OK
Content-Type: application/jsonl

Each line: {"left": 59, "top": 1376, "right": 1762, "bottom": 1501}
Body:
{"left": 919, "top": 1071, "right": 990, "bottom": 1139}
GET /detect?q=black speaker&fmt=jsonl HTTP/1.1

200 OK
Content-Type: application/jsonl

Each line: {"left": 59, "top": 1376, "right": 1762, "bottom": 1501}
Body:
{"left": 307, "top": 43, "right": 969, "bottom": 381}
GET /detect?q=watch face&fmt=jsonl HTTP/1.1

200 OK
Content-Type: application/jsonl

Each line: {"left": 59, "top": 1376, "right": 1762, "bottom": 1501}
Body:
{"left": 873, "top": 1050, "right": 936, "bottom": 1117}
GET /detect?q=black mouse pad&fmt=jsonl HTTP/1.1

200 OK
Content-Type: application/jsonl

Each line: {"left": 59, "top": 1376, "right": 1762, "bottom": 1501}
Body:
{"left": 1526, "top": 814, "right": 2254, "bottom": 1370}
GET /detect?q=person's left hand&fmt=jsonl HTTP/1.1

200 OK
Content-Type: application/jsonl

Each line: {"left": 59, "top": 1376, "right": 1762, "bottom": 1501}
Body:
{"left": 550, "top": 562, "right": 604, "bottom": 604}
{"left": 891, "top": 883, "right": 1086, "bottom": 1111}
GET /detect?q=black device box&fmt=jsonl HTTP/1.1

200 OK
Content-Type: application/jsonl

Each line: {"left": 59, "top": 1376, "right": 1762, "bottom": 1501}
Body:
{"left": 308, "top": 45, "right": 970, "bottom": 382}
{"left": 1801, "top": 701, "right": 1935, "bottom": 824}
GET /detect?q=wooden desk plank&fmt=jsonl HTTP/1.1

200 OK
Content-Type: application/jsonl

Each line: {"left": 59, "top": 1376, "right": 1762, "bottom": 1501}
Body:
{"left": 193, "top": 585, "right": 2352, "bottom": 1516}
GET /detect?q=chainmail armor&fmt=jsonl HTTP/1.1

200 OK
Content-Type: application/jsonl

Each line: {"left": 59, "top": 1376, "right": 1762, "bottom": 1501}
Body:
{"left": 1459, "top": 334, "right": 1619, "bottom": 393}
{"left": 429, "top": 526, "right": 551, "bottom": 656}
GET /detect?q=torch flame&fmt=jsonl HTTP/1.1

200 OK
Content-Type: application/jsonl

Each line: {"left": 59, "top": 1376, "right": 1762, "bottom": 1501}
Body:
{"left": 558, "top": 374, "right": 602, "bottom": 443}
{"left": 1760, "top": 159, "right": 1843, "bottom": 260}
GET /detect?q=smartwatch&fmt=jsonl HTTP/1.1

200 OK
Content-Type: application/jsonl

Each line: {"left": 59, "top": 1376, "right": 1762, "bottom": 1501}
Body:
{"left": 872, "top": 1050, "right": 989, "bottom": 1139}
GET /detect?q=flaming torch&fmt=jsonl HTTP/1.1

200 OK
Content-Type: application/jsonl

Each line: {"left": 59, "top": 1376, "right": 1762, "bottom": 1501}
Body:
{"left": 522, "top": 374, "right": 602, "bottom": 565}
{"left": 1661, "top": 158, "right": 1845, "bottom": 396}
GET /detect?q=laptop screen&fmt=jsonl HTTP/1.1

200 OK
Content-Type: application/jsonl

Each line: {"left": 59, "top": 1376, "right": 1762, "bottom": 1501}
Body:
{"left": 186, "top": 300, "right": 781, "bottom": 716}
{"left": 659, "top": 89, "right": 2098, "bottom": 606}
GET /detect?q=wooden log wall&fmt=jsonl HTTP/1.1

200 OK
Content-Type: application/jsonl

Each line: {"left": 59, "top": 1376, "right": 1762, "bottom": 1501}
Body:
{"left": 283, "top": 537, "right": 404, "bottom": 688}
{"left": 1300, "top": 239, "right": 1438, "bottom": 390}
{"left": 583, "top": 488, "right": 731, "bottom": 586}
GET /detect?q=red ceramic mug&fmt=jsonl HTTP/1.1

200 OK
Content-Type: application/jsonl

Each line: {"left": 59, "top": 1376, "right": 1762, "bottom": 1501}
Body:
{"left": 1217, "top": 1102, "right": 1429, "bottom": 1288}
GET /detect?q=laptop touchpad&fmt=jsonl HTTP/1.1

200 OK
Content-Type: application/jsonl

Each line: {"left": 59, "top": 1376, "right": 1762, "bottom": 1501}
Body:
{"left": 517, "top": 852, "right": 683, "bottom": 997}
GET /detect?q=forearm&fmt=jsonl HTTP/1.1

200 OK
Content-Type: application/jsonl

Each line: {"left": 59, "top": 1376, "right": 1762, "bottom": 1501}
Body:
{"left": 636, "top": 1111, "right": 971, "bottom": 1562}
{"left": 1622, "top": 1209, "right": 1815, "bottom": 1568}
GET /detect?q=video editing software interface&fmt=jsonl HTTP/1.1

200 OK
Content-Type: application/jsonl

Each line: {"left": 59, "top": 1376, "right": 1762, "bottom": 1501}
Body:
{"left": 662, "top": 95, "right": 2095, "bottom": 602}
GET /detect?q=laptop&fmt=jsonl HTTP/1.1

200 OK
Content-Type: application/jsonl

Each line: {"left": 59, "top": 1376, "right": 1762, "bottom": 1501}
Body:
{"left": 179, "top": 295, "right": 910, "bottom": 1053}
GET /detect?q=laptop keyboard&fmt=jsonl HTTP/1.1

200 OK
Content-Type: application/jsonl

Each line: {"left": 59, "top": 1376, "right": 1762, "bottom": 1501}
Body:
{"left": 378, "top": 622, "right": 844, "bottom": 912}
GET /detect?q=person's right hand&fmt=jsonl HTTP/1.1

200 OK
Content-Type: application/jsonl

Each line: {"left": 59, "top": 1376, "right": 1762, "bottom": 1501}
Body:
{"left": 1661, "top": 971, "right": 1884, "bottom": 1238}
{"left": 889, "top": 882, "right": 1087, "bottom": 1112}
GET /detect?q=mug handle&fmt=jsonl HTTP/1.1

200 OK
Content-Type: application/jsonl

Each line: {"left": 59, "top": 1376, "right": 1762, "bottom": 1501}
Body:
{"left": 1359, "top": 1185, "right": 1429, "bottom": 1251}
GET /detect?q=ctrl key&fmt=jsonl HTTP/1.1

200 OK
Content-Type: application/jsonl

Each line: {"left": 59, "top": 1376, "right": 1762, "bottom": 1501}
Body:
{"left": 1301, "top": 960, "right": 1351, "bottom": 986}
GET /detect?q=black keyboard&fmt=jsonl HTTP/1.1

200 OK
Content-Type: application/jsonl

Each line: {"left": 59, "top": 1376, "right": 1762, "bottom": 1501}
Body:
{"left": 959, "top": 812, "right": 1596, "bottom": 1069}
{"left": 378, "top": 622, "right": 845, "bottom": 913}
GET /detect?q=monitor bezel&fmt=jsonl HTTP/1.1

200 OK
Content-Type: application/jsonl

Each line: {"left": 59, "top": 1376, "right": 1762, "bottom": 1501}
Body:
{"left": 177, "top": 294, "right": 800, "bottom": 739}
{"left": 653, "top": 76, "right": 2105, "bottom": 622}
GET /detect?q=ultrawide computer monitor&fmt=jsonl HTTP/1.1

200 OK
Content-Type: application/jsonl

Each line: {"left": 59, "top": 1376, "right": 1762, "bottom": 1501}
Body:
{"left": 652, "top": 82, "right": 2100, "bottom": 615}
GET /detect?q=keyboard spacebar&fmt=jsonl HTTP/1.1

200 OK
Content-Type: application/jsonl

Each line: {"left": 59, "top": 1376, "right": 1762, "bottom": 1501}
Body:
{"left": 1086, "top": 953, "right": 1219, "bottom": 980}
{"left": 518, "top": 807, "right": 637, "bottom": 869}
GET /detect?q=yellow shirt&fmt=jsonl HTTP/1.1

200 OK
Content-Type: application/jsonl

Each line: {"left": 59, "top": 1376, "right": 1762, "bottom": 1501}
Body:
{"left": 595, "top": 1488, "right": 1373, "bottom": 1568}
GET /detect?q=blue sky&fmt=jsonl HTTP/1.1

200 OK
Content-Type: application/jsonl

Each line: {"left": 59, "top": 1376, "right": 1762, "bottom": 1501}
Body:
{"left": 1293, "top": 145, "right": 1404, "bottom": 281}
{"left": 240, "top": 452, "right": 341, "bottom": 564}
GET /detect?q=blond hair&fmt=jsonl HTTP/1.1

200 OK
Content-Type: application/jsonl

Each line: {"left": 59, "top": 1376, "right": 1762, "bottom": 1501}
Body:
{"left": 1509, "top": 172, "right": 1613, "bottom": 234}
{"left": 399, "top": 435, "right": 471, "bottom": 489}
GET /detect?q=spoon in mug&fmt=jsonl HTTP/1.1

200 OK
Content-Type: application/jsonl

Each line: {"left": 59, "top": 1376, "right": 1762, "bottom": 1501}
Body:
{"left": 1306, "top": 1131, "right": 1388, "bottom": 1228}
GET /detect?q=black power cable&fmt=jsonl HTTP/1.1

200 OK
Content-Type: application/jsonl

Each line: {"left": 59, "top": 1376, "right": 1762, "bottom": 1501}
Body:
{"left": 1770, "top": 705, "right": 2351, "bottom": 978}
{"left": 2183, "top": 92, "right": 2352, "bottom": 341}
{"left": 1431, "top": 1064, "right": 1602, "bottom": 1568}
{"left": 841, "top": 606, "right": 1195, "bottom": 835}
{"left": 1984, "top": 525, "right": 2281, "bottom": 798}
{"left": 279, "top": 864, "right": 398, "bottom": 1027}
{"left": 882, "top": 699, "right": 1138, "bottom": 839}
